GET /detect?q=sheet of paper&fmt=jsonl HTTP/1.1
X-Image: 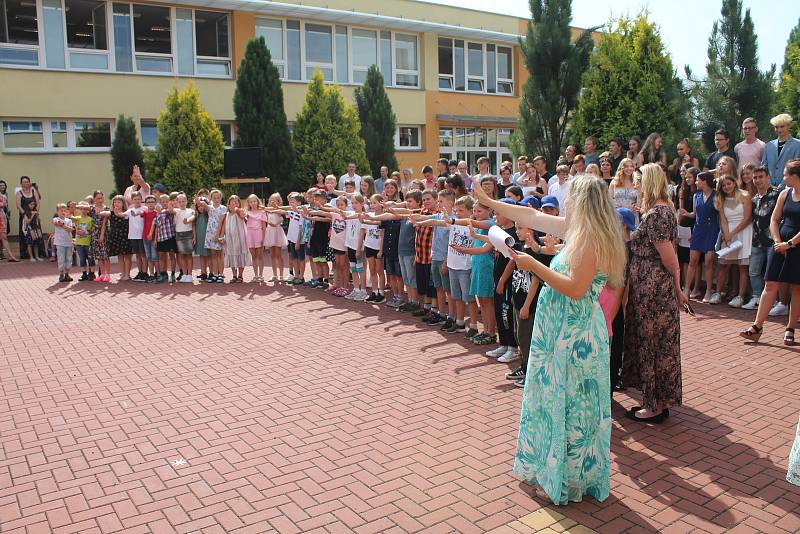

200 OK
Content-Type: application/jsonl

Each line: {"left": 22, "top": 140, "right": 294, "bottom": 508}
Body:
{"left": 488, "top": 225, "right": 515, "bottom": 258}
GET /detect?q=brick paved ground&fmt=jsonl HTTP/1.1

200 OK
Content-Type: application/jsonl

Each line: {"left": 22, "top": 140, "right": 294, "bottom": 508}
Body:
{"left": 0, "top": 261, "right": 798, "bottom": 533}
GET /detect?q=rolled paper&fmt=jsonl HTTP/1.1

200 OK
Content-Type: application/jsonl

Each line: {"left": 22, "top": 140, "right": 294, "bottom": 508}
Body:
{"left": 488, "top": 224, "right": 515, "bottom": 258}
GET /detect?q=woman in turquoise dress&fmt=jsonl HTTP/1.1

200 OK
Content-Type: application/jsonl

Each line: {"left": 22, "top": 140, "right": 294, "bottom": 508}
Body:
{"left": 473, "top": 175, "right": 628, "bottom": 505}
{"left": 789, "top": 416, "right": 800, "bottom": 487}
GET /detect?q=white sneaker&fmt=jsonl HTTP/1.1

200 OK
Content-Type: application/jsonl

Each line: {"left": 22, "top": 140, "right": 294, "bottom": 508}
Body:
{"left": 708, "top": 292, "right": 722, "bottom": 305}
{"left": 728, "top": 296, "right": 743, "bottom": 308}
{"left": 344, "top": 289, "right": 357, "bottom": 299}
{"left": 497, "top": 348, "right": 520, "bottom": 363}
{"left": 769, "top": 302, "right": 789, "bottom": 316}
{"left": 486, "top": 345, "right": 508, "bottom": 358}
{"left": 353, "top": 290, "right": 368, "bottom": 301}
{"left": 741, "top": 296, "right": 759, "bottom": 310}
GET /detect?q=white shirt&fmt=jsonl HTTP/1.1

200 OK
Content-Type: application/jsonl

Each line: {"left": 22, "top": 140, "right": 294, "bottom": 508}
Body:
{"left": 344, "top": 212, "right": 362, "bottom": 249}
{"left": 447, "top": 224, "right": 472, "bottom": 270}
{"left": 511, "top": 171, "right": 523, "bottom": 184}
{"left": 363, "top": 218, "right": 383, "bottom": 250}
{"left": 52, "top": 217, "right": 74, "bottom": 247}
{"left": 286, "top": 210, "right": 302, "bottom": 243}
{"left": 548, "top": 180, "right": 570, "bottom": 214}
{"left": 174, "top": 208, "right": 194, "bottom": 233}
{"left": 338, "top": 173, "right": 361, "bottom": 191}
{"left": 124, "top": 206, "right": 146, "bottom": 239}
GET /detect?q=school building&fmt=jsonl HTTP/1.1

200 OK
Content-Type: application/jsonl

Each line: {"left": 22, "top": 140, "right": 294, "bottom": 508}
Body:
{"left": 0, "top": 0, "right": 587, "bottom": 232}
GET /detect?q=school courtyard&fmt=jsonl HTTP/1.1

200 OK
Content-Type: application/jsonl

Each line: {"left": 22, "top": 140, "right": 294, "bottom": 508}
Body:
{"left": 0, "top": 261, "right": 798, "bottom": 534}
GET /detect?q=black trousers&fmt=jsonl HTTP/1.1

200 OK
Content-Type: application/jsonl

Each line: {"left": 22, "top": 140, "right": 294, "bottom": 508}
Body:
{"left": 610, "top": 307, "right": 625, "bottom": 387}
{"left": 495, "top": 284, "right": 516, "bottom": 347}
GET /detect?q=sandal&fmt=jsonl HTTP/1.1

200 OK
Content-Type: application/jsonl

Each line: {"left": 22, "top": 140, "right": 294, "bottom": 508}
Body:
{"left": 739, "top": 324, "right": 763, "bottom": 342}
{"left": 784, "top": 328, "right": 796, "bottom": 346}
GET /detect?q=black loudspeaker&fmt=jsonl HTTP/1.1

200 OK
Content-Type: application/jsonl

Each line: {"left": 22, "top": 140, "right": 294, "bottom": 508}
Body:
{"left": 224, "top": 147, "right": 263, "bottom": 178}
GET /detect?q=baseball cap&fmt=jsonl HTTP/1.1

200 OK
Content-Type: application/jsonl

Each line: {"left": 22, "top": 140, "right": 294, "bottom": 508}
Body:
{"left": 519, "top": 195, "right": 541, "bottom": 209}
{"left": 616, "top": 207, "right": 636, "bottom": 231}
{"left": 540, "top": 195, "right": 559, "bottom": 209}
{"left": 152, "top": 183, "right": 167, "bottom": 193}
{"left": 498, "top": 198, "right": 518, "bottom": 205}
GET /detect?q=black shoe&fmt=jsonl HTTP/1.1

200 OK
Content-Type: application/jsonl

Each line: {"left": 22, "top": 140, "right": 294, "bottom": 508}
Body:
{"left": 89, "top": 272, "right": 96, "bottom": 281}
{"left": 426, "top": 313, "right": 444, "bottom": 325}
{"left": 625, "top": 408, "right": 668, "bottom": 423}
{"left": 440, "top": 319, "right": 454, "bottom": 331}
{"left": 78, "top": 272, "right": 88, "bottom": 281}
{"left": 199, "top": 273, "right": 207, "bottom": 281}
{"left": 134, "top": 272, "right": 147, "bottom": 282}
{"left": 365, "top": 292, "right": 377, "bottom": 302}
{"left": 514, "top": 378, "right": 526, "bottom": 388}
{"left": 372, "top": 294, "right": 385, "bottom": 304}
{"left": 446, "top": 323, "right": 466, "bottom": 333}
{"left": 412, "top": 307, "right": 428, "bottom": 317}
{"left": 464, "top": 327, "right": 479, "bottom": 339}
{"left": 58, "top": 274, "right": 65, "bottom": 283}
{"left": 64, "top": 275, "right": 73, "bottom": 282}
{"left": 420, "top": 312, "right": 433, "bottom": 322}
{"left": 506, "top": 367, "right": 525, "bottom": 380}
{"left": 398, "top": 302, "right": 414, "bottom": 312}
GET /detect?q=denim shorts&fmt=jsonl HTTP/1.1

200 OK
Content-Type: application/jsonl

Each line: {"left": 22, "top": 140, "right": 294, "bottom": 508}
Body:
{"left": 56, "top": 245, "right": 73, "bottom": 270}
{"left": 448, "top": 268, "right": 474, "bottom": 302}
{"left": 288, "top": 242, "right": 306, "bottom": 260}
{"left": 399, "top": 254, "right": 416, "bottom": 289}
{"left": 431, "top": 260, "right": 449, "bottom": 290}
{"left": 143, "top": 239, "right": 159, "bottom": 263}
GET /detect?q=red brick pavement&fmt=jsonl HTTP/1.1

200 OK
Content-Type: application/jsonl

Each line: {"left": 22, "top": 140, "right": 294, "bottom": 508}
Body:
{"left": 0, "top": 262, "right": 798, "bottom": 533}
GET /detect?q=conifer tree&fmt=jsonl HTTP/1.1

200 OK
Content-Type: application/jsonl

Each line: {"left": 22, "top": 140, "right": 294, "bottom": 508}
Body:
{"left": 110, "top": 115, "right": 144, "bottom": 194}
{"left": 233, "top": 37, "right": 295, "bottom": 194}
{"left": 355, "top": 65, "right": 398, "bottom": 177}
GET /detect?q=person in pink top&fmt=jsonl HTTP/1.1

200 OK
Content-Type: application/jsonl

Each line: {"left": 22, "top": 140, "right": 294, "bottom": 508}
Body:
{"left": 244, "top": 194, "right": 267, "bottom": 282}
{"left": 735, "top": 117, "right": 765, "bottom": 171}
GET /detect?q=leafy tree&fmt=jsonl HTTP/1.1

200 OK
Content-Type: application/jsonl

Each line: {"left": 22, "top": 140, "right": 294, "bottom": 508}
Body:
{"left": 517, "top": 0, "right": 596, "bottom": 167}
{"left": 233, "top": 37, "right": 296, "bottom": 195}
{"left": 355, "top": 65, "right": 398, "bottom": 177}
{"left": 293, "top": 70, "right": 369, "bottom": 185}
{"left": 776, "top": 18, "right": 800, "bottom": 137}
{"left": 146, "top": 83, "right": 225, "bottom": 194}
{"left": 686, "top": 0, "right": 776, "bottom": 150}
{"left": 572, "top": 14, "right": 691, "bottom": 153}
{"left": 110, "top": 115, "right": 144, "bottom": 194}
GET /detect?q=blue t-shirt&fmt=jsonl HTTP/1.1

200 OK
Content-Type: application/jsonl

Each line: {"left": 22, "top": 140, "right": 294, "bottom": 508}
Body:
{"left": 398, "top": 218, "right": 416, "bottom": 257}
{"left": 430, "top": 213, "right": 451, "bottom": 262}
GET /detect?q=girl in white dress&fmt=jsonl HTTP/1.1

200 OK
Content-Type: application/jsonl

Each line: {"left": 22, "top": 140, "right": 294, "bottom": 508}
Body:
{"left": 263, "top": 193, "right": 288, "bottom": 281}
{"left": 204, "top": 190, "right": 227, "bottom": 283}
{"left": 217, "top": 195, "right": 250, "bottom": 283}
{"left": 712, "top": 175, "right": 752, "bottom": 307}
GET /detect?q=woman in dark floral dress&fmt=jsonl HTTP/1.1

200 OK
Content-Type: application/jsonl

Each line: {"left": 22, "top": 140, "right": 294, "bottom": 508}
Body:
{"left": 105, "top": 195, "right": 130, "bottom": 260}
{"left": 623, "top": 164, "right": 685, "bottom": 423}
{"left": 89, "top": 191, "right": 111, "bottom": 282}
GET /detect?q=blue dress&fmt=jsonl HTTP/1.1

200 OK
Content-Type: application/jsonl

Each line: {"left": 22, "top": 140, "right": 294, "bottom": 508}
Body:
{"left": 690, "top": 191, "right": 719, "bottom": 253}
{"left": 469, "top": 228, "right": 494, "bottom": 298}
{"left": 514, "top": 252, "right": 611, "bottom": 505}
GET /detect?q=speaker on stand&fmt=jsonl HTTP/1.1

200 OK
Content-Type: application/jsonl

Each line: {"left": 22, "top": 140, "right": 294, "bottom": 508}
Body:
{"left": 222, "top": 147, "right": 270, "bottom": 200}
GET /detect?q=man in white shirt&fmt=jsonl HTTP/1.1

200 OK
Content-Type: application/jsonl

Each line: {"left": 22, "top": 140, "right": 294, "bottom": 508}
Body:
{"left": 734, "top": 117, "right": 765, "bottom": 171}
{"left": 472, "top": 156, "right": 492, "bottom": 188}
{"left": 510, "top": 155, "right": 528, "bottom": 184}
{"left": 338, "top": 161, "right": 361, "bottom": 191}
{"left": 548, "top": 164, "right": 571, "bottom": 215}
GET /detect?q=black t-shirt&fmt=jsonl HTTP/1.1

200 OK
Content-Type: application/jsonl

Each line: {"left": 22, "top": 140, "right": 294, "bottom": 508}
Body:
{"left": 705, "top": 147, "right": 737, "bottom": 170}
{"left": 494, "top": 225, "right": 518, "bottom": 281}
{"left": 610, "top": 153, "right": 625, "bottom": 175}
{"left": 510, "top": 242, "right": 554, "bottom": 310}
{"left": 310, "top": 218, "right": 330, "bottom": 247}
{"left": 380, "top": 219, "right": 401, "bottom": 259}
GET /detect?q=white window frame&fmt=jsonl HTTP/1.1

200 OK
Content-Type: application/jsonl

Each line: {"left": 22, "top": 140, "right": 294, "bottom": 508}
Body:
{"left": 140, "top": 118, "right": 158, "bottom": 150}
{"left": 348, "top": 25, "right": 378, "bottom": 84}
{"left": 437, "top": 126, "right": 515, "bottom": 174}
{"left": 192, "top": 9, "right": 232, "bottom": 77}
{"left": 0, "top": 0, "right": 43, "bottom": 67}
{"left": 391, "top": 31, "right": 419, "bottom": 88}
{"left": 1, "top": 118, "right": 114, "bottom": 153}
{"left": 302, "top": 21, "right": 334, "bottom": 81}
{"left": 255, "top": 17, "right": 286, "bottom": 78}
{"left": 215, "top": 120, "right": 235, "bottom": 148}
{"left": 438, "top": 37, "right": 514, "bottom": 96}
{"left": 63, "top": 0, "right": 114, "bottom": 71}
{"left": 395, "top": 125, "right": 421, "bottom": 151}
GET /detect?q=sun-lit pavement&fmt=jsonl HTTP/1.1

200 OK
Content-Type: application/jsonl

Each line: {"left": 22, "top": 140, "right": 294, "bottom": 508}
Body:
{"left": 1, "top": 261, "right": 799, "bottom": 533}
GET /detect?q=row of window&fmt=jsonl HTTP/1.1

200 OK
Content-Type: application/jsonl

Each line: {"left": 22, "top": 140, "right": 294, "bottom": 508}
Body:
{"left": 0, "top": 119, "right": 419, "bottom": 152}
{"left": 438, "top": 127, "right": 515, "bottom": 175}
{"left": 0, "top": 0, "right": 515, "bottom": 94}
{"left": 0, "top": 0, "right": 231, "bottom": 74}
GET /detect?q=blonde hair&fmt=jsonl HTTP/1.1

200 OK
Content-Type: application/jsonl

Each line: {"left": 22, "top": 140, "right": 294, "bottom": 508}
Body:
{"left": 638, "top": 164, "right": 672, "bottom": 214}
{"left": 714, "top": 175, "right": 747, "bottom": 211}
{"left": 612, "top": 158, "right": 636, "bottom": 188}
{"left": 246, "top": 194, "right": 261, "bottom": 208}
{"left": 268, "top": 192, "right": 283, "bottom": 206}
{"left": 561, "top": 175, "right": 627, "bottom": 288}
{"left": 585, "top": 163, "right": 600, "bottom": 177}
{"left": 771, "top": 113, "right": 793, "bottom": 127}
{"left": 455, "top": 195, "right": 475, "bottom": 209}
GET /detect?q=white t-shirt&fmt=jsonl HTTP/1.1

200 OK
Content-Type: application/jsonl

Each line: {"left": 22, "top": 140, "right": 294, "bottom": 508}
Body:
{"left": 286, "top": 210, "right": 302, "bottom": 243}
{"left": 447, "top": 224, "right": 472, "bottom": 270}
{"left": 52, "top": 217, "right": 74, "bottom": 247}
{"left": 344, "top": 212, "right": 362, "bottom": 250}
{"left": 363, "top": 219, "right": 383, "bottom": 250}
{"left": 548, "top": 180, "right": 570, "bottom": 214}
{"left": 124, "top": 206, "right": 146, "bottom": 239}
{"left": 174, "top": 208, "right": 194, "bottom": 233}
{"left": 329, "top": 213, "right": 347, "bottom": 251}
{"left": 338, "top": 173, "right": 362, "bottom": 191}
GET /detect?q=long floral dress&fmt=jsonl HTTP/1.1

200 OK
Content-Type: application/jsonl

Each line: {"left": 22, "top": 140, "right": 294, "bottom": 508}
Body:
{"left": 204, "top": 204, "right": 227, "bottom": 251}
{"left": 89, "top": 205, "right": 108, "bottom": 261}
{"left": 789, "top": 416, "right": 800, "bottom": 486}
{"left": 514, "top": 252, "right": 611, "bottom": 505}
{"left": 622, "top": 205, "right": 681, "bottom": 411}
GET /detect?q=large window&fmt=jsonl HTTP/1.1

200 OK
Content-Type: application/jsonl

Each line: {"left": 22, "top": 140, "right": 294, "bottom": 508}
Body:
{"left": 395, "top": 126, "right": 421, "bottom": 150}
{"left": 256, "top": 18, "right": 419, "bottom": 88}
{"left": 2, "top": 119, "right": 113, "bottom": 152}
{"left": 132, "top": 4, "right": 172, "bottom": 72}
{"left": 140, "top": 119, "right": 158, "bottom": 148}
{"left": 194, "top": 10, "right": 230, "bottom": 75}
{"left": 65, "top": 0, "right": 109, "bottom": 69}
{"left": 438, "top": 126, "right": 514, "bottom": 175}
{"left": 438, "top": 38, "right": 514, "bottom": 95}
{"left": 0, "top": 0, "right": 39, "bottom": 65}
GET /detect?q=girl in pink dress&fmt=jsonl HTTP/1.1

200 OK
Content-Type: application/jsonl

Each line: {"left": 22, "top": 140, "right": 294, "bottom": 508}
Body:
{"left": 245, "top": 194, "right": 267, "bottom": 282}
{"left": 263, "top": 193, "right": 288, "bottom": 282}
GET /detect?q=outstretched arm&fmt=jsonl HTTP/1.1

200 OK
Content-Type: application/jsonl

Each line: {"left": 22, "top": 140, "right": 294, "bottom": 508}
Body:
{"left": 472, "top": 185, "right": 565, "bottom": 237}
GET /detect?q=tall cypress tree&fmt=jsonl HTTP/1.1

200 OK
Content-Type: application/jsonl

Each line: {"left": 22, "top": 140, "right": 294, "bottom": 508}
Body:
{"left": 517, "top": 0, "right": 595, "bottom": 167}
{"left": 293, "top": 71, "right": 369, "bottom": 185}
{"left": 110, "top": 115, "right": 144, "bottom": 194}
{"left": 776, "top": 18, "right": 800, "bottom": 137}
{"left": 233, "top": 37, "right": 295, "bottom": 194}
{"left": 686, "top": 0, "right": 776, "bottom": 149}
{"left": 355, "top": 65, "right": 398, "bottom": 177}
